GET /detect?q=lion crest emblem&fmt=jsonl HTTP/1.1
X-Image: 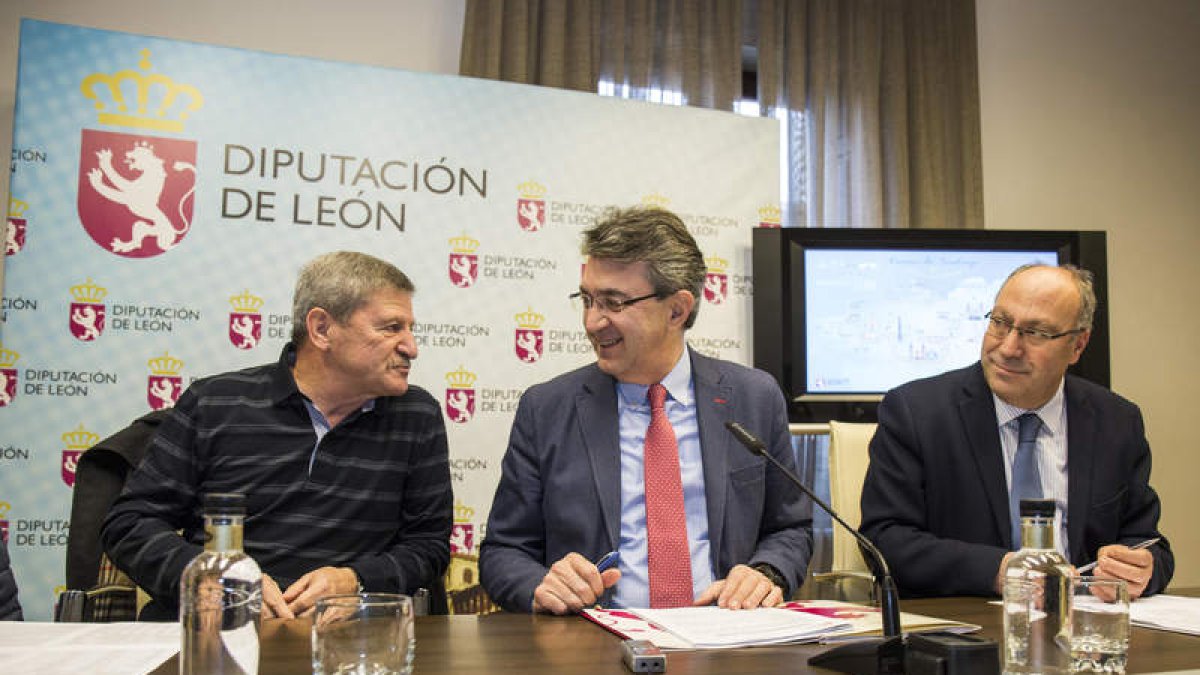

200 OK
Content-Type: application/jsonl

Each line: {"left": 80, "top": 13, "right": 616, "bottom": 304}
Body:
{"left": 78, "top": 130, "right": 197, "bottom": 258}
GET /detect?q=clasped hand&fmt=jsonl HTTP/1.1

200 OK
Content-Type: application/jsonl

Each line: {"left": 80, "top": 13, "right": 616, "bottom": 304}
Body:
{"left": 261, "top": 566, "right": 359, "bottom": 619}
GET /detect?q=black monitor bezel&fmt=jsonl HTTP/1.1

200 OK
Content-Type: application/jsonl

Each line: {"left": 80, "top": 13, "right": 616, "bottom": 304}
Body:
{"left": 752, "top": 228, "right": 1109, "bottom": 424}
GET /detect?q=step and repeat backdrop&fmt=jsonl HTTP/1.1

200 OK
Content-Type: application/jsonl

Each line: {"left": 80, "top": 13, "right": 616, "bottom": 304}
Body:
{"left": 1, "top": 19, "right": 780, "bottom": 619}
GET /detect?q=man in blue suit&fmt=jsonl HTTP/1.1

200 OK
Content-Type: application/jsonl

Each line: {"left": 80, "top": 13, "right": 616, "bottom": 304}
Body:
{"left": 860, "top": 264, "right": 1172, "bottom": 599}
{"left": 480, "top": 207, "right": 812, "bottom": 614}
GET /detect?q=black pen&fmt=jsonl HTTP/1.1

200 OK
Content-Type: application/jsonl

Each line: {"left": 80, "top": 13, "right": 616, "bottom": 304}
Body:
{"left": 1077, "top": 537, "right": 1161, "bottom": 574}
{"left": 595, "top": 550, "right": 620, "bottom": 572}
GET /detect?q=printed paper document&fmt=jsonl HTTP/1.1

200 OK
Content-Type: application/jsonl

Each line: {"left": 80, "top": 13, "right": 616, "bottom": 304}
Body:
{"left": 0, "top": 621, "right": 179, "bottom": 675}
{"left": 583, "top": 600, "right": 980, "bottom": 650}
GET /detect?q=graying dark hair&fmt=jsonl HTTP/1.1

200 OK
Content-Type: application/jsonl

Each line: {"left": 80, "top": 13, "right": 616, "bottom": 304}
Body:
{"left": 291, "top": 251, "right": 414, "bottom": 342}
{"left": 581, "top": 207, "right": 706, "bottom": 328}
{"left": 1003, "top": 263, "right": 1097, "bottom": 330}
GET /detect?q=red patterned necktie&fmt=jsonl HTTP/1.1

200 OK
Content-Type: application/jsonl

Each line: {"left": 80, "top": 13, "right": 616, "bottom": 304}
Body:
{"left": 644, "top": 382, "right": 694, "bottom": 608}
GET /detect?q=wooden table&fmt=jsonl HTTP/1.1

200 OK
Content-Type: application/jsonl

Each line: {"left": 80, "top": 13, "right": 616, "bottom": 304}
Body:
{"left": 154, "top": 594, "right": 1200, "bottom": 674}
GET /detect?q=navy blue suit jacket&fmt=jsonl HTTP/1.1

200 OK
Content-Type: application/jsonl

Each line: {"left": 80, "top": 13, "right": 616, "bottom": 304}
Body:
{"left": 479, "top": 350, "right": 813, "bottom": 612}
{"left": 860, "top": 363, "right": 1173, "bottom": 597}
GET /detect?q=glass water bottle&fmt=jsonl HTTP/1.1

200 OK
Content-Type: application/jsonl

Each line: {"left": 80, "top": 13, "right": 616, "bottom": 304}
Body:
{"left": 1002, "top": 498, "right": 1073, "bottom": 675}
{"left": 180, "top": 493, "right": 262, "bottom": 675}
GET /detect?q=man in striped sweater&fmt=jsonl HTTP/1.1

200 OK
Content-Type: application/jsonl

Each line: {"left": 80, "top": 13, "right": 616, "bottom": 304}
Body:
{"left": 102, "top": 251, "right": 452, "bottom": 620}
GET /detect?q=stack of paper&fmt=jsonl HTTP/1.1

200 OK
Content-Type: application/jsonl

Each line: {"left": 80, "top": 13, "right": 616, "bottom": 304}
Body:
{"left": 583, "top": 600, "right": 980, "bottom": 650}
{"left": 1128, "top": 595, "right": 1200, "bottom": 636}
{"left": 632, "top": 606, "right": 850, "bottom": 649}
{"left": 0, "top": 621, "right": 179, "bottom": 675}
{"left": 783, "top": 599, "right": 981, "bottom": 643}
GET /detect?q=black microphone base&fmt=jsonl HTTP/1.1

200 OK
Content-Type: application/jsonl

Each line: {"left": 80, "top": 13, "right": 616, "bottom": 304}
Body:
{"left": 808, "top": 632, "right": 1001, "bottom": 675}
{"left": 808, "top": 635, "right": 906, "bottom": 675}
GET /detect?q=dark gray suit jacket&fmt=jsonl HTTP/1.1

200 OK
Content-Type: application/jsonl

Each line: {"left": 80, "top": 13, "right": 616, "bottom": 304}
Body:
{"left": 860, "top": 362, "right": 1173, "bottom": 597}
{"left": 67, "top": 409, "right": 167, "bottom": 592}
{"left": 480, "top": 350, "right": 813, "bottom": 612}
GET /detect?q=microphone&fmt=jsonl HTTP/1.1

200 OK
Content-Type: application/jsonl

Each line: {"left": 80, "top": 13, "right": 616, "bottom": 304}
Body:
{"left": 726, "top": 420, "right": 904, "bottom": 673}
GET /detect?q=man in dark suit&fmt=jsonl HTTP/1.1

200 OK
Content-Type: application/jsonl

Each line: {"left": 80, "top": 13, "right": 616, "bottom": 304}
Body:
{"left": 480, "top": 207, "right": 812, "bottom": 614}
{"left": 860, "top": 264, "right": 1172, "bottom": 598}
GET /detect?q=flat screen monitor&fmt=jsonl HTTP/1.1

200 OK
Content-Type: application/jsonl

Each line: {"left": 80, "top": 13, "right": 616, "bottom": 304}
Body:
{"left": 752, "top": 228, "right": 1108, "bottom": 423}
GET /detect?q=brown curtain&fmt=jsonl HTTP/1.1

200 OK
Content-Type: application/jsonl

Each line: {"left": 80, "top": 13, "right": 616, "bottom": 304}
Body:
{"left": 460, "top": 0, "right": 599, "bottom": 92}
{"left": 461, "top": 0, "right": 983, "bottom": 229}
{"left": 460, "top": 0, "right": 742, "bottom": 110}
{"left": 757, "top": 0, "right": 983, "bottom": 228}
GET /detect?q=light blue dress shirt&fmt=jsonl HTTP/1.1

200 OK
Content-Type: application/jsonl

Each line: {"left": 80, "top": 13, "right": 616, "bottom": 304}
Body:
{"left": 611, "top": 349, "right": 714, "bottom": 608}
{"left": 302, "top": 397, "right": 375, "bottom": 476}
{"left": 993, "top": 382, "right": 1069, "bottom": 555}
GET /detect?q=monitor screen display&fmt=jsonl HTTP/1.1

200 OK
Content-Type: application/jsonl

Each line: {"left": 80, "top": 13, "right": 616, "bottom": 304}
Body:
{"left": 751, "top": 227, "right": 1108, "bottom": 423}
{"left": 803, "top": 248, "right": 1058, "bottom": 395}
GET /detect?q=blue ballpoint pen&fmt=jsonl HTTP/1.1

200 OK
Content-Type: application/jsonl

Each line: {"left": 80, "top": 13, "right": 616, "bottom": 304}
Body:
{"left": 595, "top": 550, "right": 620, "bottom": 572}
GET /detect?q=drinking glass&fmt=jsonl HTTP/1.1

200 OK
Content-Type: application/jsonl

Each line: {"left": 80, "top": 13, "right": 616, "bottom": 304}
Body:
{"left": 311, "top": 593, "right": 414, "bottom": 675}
{"left": 1070, "top": 578, "right": 1130, "bottom": 674}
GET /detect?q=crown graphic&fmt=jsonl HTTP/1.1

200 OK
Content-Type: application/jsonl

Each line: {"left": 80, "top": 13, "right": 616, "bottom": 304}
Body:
{"left": 70, "top": 279, "right": 108, "bottom": 305}
{"left": 445, "top": 365, "right": 478, "bottom": 389}
{"left": 7, "top": 198, "right": 27, "bottom": 219}
{"left": 147, "top": 352, "right": 184, "bottom": 376}
{"left": 448, "top": 234, "right": 480, "bottom": 254}
{"left": 62, "top": 424, "right": 100, "bottom": 450}
{"left": 0, "top": 502, "right": 9, "bottom": 517}
{"left": 706, "top": 256, "right": 729, "bottom": 274}
{"left": 517, "top": 180, "right": 547, "bottom": 199}
{"left": 640, "top": 193, "right": 671, "bottom": 208}
{"left": 454, "top": 502, "right": 476, "bottom": 523}
{"left": 514, "top": 307, "right": 545, "bottom": 329}
{"left": 80, "top": 48, "right": 204, "bottom": 133}
{"left": 0, "top": 344, "right": 18, "bottom": 368}
{"left": 229, "top": 290, "right": 264, "bottom": 314}
{"left": 758, "top": 204, "right": 782, "bottom": 224}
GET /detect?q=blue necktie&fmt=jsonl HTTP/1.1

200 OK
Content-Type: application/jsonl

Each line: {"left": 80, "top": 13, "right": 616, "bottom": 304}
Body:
{"left": 1009, "top": 413, "right": 1043, "bottom": 548}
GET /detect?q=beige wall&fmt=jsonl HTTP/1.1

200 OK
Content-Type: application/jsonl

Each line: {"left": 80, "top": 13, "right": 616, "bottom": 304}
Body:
{"left": 0, "top": 0, "right": 466, "bottom": 290}
{"left": 977, "top": 0, "right": 1200, "bottom": 586}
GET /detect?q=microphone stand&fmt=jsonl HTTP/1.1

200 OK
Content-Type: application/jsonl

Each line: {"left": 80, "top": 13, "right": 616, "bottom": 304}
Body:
{"left": 726, "top": 421, "right": 904, "bottom": 675}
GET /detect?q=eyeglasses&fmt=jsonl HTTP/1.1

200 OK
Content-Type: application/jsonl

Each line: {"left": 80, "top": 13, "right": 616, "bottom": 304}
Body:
{"left": 983, "top": 311, "right": 1085, "bottom": 346}
{"left": 569, "top": 291, "right": 661, "bottom": 314}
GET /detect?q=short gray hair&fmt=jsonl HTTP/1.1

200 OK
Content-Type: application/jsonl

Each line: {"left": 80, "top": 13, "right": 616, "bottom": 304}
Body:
{"left": 291, "top": 251, "right": 414, "bottom": 342}
{"left": 1003, "top": 263, "right": 1097, "bottom": 330}
{"left": 581, "top": 207, "right": 706, "bottom": 328}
